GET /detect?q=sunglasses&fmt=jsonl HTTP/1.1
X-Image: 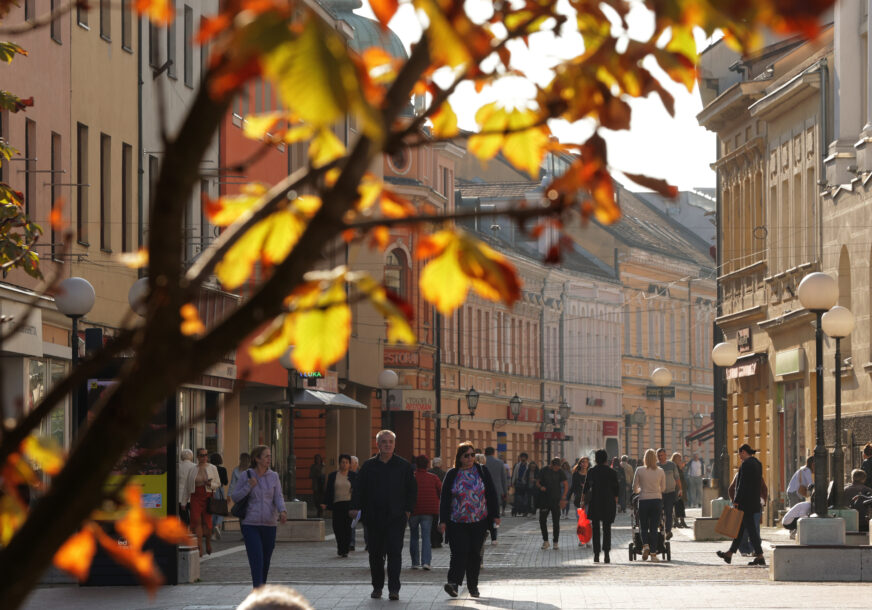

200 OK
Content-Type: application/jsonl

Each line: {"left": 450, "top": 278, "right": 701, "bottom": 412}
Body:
{"left": 198, "top": 453, "right": 208, "bottom": 457}
{"left": 462, "top": 453, "right": 475, "bottom": 458}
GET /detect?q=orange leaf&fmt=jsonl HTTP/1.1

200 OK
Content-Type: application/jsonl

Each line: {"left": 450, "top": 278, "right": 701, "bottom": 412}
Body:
{"left": 380, "top": 190, "right": 415, "bottom": 218}
{"left": 50, "top": 198, "right": 66, "bottom": 231}
{"left": 370, "top": 0, "right": 399, "bottom": 29}
{"left": 154, "top": 517, "right": 191, "bottom": 545}
{"left": 180, "top": 304, "right": 206, "bottom": 336}
{"left": 133, "top": 0, "right": 174, "bottom": 24}
{"left": 623, "top": 173, "right": 678, "bottom": 198}
{"left": 53, "top": 529, "right": 97, "bottom": 581}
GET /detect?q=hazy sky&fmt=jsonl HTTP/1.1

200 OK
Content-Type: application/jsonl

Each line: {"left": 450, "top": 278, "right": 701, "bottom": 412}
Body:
{"left": 356, "top": 0, "right": 717, "bottom": 192}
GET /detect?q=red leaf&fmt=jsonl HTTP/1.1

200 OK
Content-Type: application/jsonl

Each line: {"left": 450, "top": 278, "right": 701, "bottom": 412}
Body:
{"left": 623, "top": 173, "right": 678, "bottom": 198}
{"left": 370, "top": 0, "right": 398, "bottom": 29}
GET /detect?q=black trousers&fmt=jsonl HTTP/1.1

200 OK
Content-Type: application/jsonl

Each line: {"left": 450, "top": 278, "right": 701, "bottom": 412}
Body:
{"left": 728, "top": 509, "right": 763, "bottom": 556}
{"left": 367, "top": 518, "right": 407, "bottom": 593}
{"left": 446, "top": 520, "right": 487, "bottom": 589}
{"left": 592, "top": 520, "right": 611, "bottom": 555}
{"left": 539, "top": 505, "right": 560, "bottom": 542}
{"left": 430, "top": 514, "right": 443, "bottom": 547}
{"left": 332, "top": 501, "right": 352, "bottom": 555}
{"left": 662, "top": 491, "right": 677, "bottom": 532}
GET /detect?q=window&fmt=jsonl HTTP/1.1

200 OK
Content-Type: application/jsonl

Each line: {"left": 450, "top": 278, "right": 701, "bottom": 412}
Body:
{"left": 200, "top": 179, "right": 209, "bottom": 253}
{"left": 77, "top": 0, "right": 88, "bottom": 27}
{"left": 442, "top": 167, "right": 450, "bottom": 198}
{"left": 100, "top": 134, "right": 111, "bottom": 251}
{"left": 167, "top": 0, "right": 177, "bottom": 79}
{"left": 0, "top": 111, "right": 5, "bottom": 183}
{"left": 200, "top": 16, "right": 210, "bottom": 83}
{"left": 77, "top": 123, "right": 89, "bottom": 244}
{"left": 100, "top": 0, "right": 110, "bottom": 39}
{"left": 184, "top": 6, "right": 193, "bottom": 87}
{"left": 121, "top": 143, "right": 132, "bottom": 252}
{"left": 122, "top": 0, "right": 132, "bottom": 51}
{"left": 31, "top": 359, "right": 70, "bottom": 449}
{"left": 149, "top": 21, "right": 160, "bottom": 67}
{"left": 51, "top": 133, "right": 62, "bottom": 260}
{"left": 384, "top": 249, "right": 407, "bottom": 297}
{"left": 25, "top": 119, "right": 35, "bottom": 217}
{"left": 51, "top": 0, "right": 62, "bottom": 42}
{"left": 25, "top": 0, "right": 35, "bottom": 22}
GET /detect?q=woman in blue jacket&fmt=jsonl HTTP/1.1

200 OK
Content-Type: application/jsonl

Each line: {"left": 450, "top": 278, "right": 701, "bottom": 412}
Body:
{"left": 231, "top": 445, "right": 287, "bottom": 587}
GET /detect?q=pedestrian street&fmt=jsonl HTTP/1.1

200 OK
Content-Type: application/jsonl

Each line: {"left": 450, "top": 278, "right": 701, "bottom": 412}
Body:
{"left": 23, "top": 508, "right": 872, "bottom": 609}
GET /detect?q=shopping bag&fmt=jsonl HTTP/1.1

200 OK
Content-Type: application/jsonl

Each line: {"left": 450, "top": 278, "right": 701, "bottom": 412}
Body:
{"left": 576, "top": 506, "right": 592, "bottom": 544}
{"left": 715, "top": 506, "right": 744, "bottom": 538}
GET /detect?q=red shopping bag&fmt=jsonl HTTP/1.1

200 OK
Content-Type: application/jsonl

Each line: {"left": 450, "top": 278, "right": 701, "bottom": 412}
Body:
{"left": 576, "top": 506, "right": 592, "bottom": 544}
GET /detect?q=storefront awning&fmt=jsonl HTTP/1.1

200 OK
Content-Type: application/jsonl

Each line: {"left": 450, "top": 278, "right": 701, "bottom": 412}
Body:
{"left": 685, "top": 420, "right": 714, "bottom": 445}
{"left": 725, "top": 352, "right": 767, "bottom": 379}
{"left": 260, "top": 389, "right": 367, "bottom": 410}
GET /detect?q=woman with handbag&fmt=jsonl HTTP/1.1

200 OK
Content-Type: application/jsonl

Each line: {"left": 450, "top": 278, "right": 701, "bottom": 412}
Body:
{"left": 232, "top": 445, "right": 288, "bottom": 587}
{"left": 582, "top": 449, "right": 619, "bottom": 563}
{"left": 570, "top": 457, "right": 589, "bottom": 547}
{"left": 632, "top": 448, "right": 665, "bottom": 562}
{"left": 439, "top": 441, "right": 500, "bottom": 599}
{"left": 320, "top": 454, "right": 357, "bottom": 557}
{"left": 184, "top": 448, "right": 221, "bottom": 556}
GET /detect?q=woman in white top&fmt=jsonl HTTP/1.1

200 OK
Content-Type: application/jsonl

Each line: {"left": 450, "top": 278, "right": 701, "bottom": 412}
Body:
{"left": 184, "top": 448, "right": 221, "bottom": 556}
{"left": 632, "top": 449, "right": 666, "bottom": 561}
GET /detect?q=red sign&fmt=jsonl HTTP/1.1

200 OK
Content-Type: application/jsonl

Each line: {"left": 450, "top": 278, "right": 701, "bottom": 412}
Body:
{"left": 533, "top": 431, "right": 565, "bottom": 441}
{"left": 602, "top": 421, "right": 618, "bottom": 436}
{"left": 384, "top": 348, "right": 419, "bottom": 368}
{"left": 511, "top": 405, "right": 543, "bottom": 423}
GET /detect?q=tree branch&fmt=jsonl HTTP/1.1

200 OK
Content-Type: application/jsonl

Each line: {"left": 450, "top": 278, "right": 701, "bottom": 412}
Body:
{"left": 0, "top": 0, "right": 81, "bottom": 35}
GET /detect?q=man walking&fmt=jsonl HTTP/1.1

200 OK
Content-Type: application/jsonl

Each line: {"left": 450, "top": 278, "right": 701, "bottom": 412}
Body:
{"left": 786, "top": 456, "right": 814, "bottom": 507}
{"left": 657, "top": 448, "right": 680, "bottom": 539}
{"left": 536, "top": 457, "right": 568, "bottom": 549}
{"left": 511, "top": 453, "right": 531, "bottom": 516}
{"left": 716, "top": 444, "right": 765, "bottom": 566}
{"left": 484, "top": 447, "right": 508, "bottom": 520}
{"left": 351, "top": 430, "right": 417, "bottom": 601}
{"left": 686, "top": 453, "right": 703, "bottom": 508}
{"left": 620, "top": 456, "right": 634, "bottom": 512}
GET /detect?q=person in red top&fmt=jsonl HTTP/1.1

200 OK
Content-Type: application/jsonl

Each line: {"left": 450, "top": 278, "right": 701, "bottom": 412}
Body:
{"left": 410, "top": 455, "right": 442, "bottom": 570}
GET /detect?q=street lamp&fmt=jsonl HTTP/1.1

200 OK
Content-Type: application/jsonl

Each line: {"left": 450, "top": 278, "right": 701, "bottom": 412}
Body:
{"left": 557, "top": 398, "right": 570, "bottom": 458}
{"left": 651, "top": 367, "right": 672, "bottom": 448}
{"left": 797, "top": 271, "right": 839, "bottom": 518}
{"left": 448, "top": 386, "right": 479, "bottom": 429}
{"left": 492, "top": 394, "right": 522, "bottom": 430}
{"left": 280, "top": 348, "right": 298, "bottom": 500}
{"left": 711, "top": 340, "right": 738, "bottom": 499}
{"left": 55, "top": 277, "right": 95, "bottom": 436}
{"left": 822, "top": 305, "right": 854, "bottom": 508}
{"left": 128, "top": 277, "right": 149, "bottom": 317}
{"left": 378, "top": 369, "right": 399, "bottom": 431}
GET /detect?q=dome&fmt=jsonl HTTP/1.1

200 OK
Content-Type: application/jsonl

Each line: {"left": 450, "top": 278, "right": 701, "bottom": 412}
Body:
{"left": 319, "top": 0, "right": 409, "bottom": 60}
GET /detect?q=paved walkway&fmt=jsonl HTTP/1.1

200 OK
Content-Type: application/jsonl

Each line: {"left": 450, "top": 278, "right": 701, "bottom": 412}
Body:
{"left": 22, "top": 509, "right": 870, "bottom": 609}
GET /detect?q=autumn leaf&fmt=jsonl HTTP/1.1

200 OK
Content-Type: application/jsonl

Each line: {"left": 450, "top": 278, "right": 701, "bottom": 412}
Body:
{"left": 243, "top": 112, "right": 285, "bottom": 140}
{"left": 623, "top": 173, "right": 678, "bottom": 198}
{"left": 134, "top": 0, "right": 174, "bottom": 24}
{"left": 431, "top": 103, "right": 459, "bottom": 138}
{"left": 0, "top": 41, "right": 27, "bottom": 64}
{"left": 205, "top": 183, "right": 268, "bottom": 227}
{"left": 380, "top": 189, "right": 416, "bottom": 218}
{"left": 53, "top": 529, "right": 97, "bottom": 581}
{"left": 22, "top": 436, "right": 64, "bottom": 475}
{"left": 370, "top": 0, "right": 399, "bottom": 29}
{"left": 180, "top": 304, "right": 206, "bottom": 336}
{"left": 0, "top": 493, "right": 26, "bottom": 545}
{"left": 502, "top": 109, "right": 550, "bottom": 178}
{"left": 469, "top": 103, "right": 508, "bottom": 162}
{"left": 308, "top": 129, "right": 346, "bottom": 168}
{"left": 115, "top": 249, "right": 150, "bottom": 269}
{"left": 355, "top": 275, "right": 416, "bottom": 345}
{"left": 415, "top": 0, "right": 472, "bottom": 68}
{"left": 154, "top": 517, "right": 191, "bottom": 544}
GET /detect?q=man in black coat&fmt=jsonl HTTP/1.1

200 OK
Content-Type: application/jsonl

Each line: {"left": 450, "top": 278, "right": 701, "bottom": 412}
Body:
{"left": 717, "top": 444, "right": 765, "bottom": 566}
{"left": 350, "top": 430, "right": 417, "bottom": 601}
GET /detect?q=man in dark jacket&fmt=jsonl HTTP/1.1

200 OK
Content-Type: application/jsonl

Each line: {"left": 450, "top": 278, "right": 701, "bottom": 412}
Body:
{"left": 350, "top": 430, "right": 417, "bottom": 601}
{"left": 716, "top": 443, "right": 765, "bottom": 566}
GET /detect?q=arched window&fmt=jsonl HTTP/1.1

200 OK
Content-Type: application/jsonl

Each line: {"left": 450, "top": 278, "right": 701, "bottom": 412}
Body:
{"left": 384, "top": 249, "right": 408, "bottom": 298}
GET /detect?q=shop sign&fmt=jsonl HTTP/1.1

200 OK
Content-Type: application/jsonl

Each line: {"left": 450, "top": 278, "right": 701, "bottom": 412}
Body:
{"left": 384, "top": 348, "right": 419, "bottom": 368}
{"left": 737, "top": 327, "right": 752, "bottom": 353}
{"left": 602, "top": 421, "right": 619, "bottom": 436}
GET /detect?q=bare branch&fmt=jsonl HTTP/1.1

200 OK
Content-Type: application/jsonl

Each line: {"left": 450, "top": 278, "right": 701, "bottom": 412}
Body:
{"left": 0, "top": 0, "right": 80, "bottom": 35}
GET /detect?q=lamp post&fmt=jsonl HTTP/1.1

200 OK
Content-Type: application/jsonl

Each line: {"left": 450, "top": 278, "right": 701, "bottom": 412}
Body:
{"left": 492, "top": 394, "right": 522, "bottom": 430}
{"left": 378, "top": 369, "right": 399, "bottom": 431}
{"left": 821, "top": 305, "right": 854, "bottom": 509}
{"left": 448, "top": 387, "right": 479, "bottom": 429}
{"left": 55, "top": 277, "right": 96, "bottom": 436}
{"left": 280, "top": 348, "right": 298, "bottom": 500}
{"left": 558, "top": 398, "right": 570, "bottom": 459}
{"left": 651, "top": 367, "right": 672, "bottom": 449}
{"left": 797, "top": 271, "right": 839, "bottom": 518}
{"left": 712, "top": 340, "right": 738, "bottom": 499}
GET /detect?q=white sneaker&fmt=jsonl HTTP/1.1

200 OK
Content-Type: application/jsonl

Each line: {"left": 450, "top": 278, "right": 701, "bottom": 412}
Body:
{"left": 422, "top": 564, "right": 431, "bottom": 570}
{"left": 642, "top": 545, "right": 650, "bottom": 560}
{"left": 552, "top": 542, "right": 559, "bottom": 550}
{"left": 650, "top": 554, "right": 660, "bottom": 563}
{"left": 541, "top": 541, "right": 550, "bottom": 550}
{"left": 411, "top": 565, "right": 420, "bottom": 570}
{"left": 491, "top": 540, "right": 498, "bottom": 546}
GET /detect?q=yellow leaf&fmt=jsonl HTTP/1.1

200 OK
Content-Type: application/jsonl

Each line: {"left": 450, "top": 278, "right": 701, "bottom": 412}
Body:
{"left": 134, "top": 0, "right": 174, "bottom": 24}
{"left": 22, "top": 436, "right": 64, "bottom": 475}
{"left": 502, "top": 109, "right": 550, "bottom": 178}
{"left": 419, "top": 235, "right": 469, "bottom": 314}
{"left": 356, "top": 174, "right": 382, "bottom": 211}
{"left": 287, "top": 281, "right": 351, "bottom": 372}
{"left": 309, "top": 129, "right": 346, "bottom": 168}
{"left": 666, "top": 25, "right": 698, "bottom": 64}
{"left": 431, "top": 103, "right": 459, "bottom": 138}
{"left": 468, "top": 103, "right": 507, "bottom": 162}
{"left": 114, "top": 249, "right": 149, "bottom": 269}
{"left": 180, "top": 304, "right": 206, "bottom": 336}
{"left": 215, "top": 221, "right": 270, "bottom": 290}
{"left": 243, "top": 112, "right": 285, "bottom": 140}
{"left": 206, "top": 183, "right": 268, "bottom": 227}
{"left": 0, "top": 494, "right": 26, "bottom": 545}
{"left": 416, "top": 0, "right": 472, "bottom": 68}
{"left": 282, "top": 124, "right": 316, "bottom": 144}
{"left": 53, "top": 529, "right": 97, "bottom": 581}
{"left": 249, "top": 315, "right": 295, "bottom": 364}
{"left": 355, "top": 276, "right": 416, "bottom": 345}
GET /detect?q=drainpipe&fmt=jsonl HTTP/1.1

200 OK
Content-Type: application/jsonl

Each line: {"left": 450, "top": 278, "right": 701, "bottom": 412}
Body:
{"left": 137, "top": 16, "right": 144, "bottom": 250}
{"left": 818, "top": 58, "right": 828, "bottom": 262}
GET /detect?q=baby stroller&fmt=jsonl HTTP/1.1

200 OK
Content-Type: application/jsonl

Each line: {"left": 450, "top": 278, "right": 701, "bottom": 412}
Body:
{"left": 628, "top": 494, "right": 671, "bottom": 561}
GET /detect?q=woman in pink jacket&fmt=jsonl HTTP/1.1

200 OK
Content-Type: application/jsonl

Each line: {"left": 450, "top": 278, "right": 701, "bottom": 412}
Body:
{"left": 231, "top": 445, "right": 287, "bottom": 587}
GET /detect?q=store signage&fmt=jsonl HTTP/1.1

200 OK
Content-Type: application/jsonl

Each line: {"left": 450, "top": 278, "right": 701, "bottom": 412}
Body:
{"left": 533, "top": 430, "right": 565, "bottom": 440}
{"left": 384, "top": 348, "right": 419, "bottom": 367}
{"left": 602, "top": 421, "right": 619, "bottom": 436}
{"left": 737, "top": 327, "right": 752, "bottom": 353}
{"left": 646, "top": 386, "right": 675, "bottom": 399}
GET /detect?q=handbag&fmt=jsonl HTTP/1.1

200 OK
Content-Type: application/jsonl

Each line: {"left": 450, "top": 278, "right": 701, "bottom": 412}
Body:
{"left": 207, "top": 496, "right": 229, "bottom": 516}
{"left": 231, "top": 471, "right": 252, "bottom": 519}
{"left": 576, "top": 507, "right": 592, "bottom": 544}
{"left": 715, "top": 505, "right": 744, "bottom": 538}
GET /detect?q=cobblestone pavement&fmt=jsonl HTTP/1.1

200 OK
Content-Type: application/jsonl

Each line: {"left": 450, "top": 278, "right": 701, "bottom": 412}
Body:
{"left": 23, "top": 509, "right": 870, "bottom": 609}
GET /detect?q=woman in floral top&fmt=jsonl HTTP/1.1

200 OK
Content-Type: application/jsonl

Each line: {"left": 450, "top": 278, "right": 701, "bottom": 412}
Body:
{"left": 438, "top": 441, "right": 500, "bottom": 599}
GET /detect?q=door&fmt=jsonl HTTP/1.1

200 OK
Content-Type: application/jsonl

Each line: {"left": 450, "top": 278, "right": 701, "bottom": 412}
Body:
{"left": 392, "top": 411, "right": 415, "bottom": 461}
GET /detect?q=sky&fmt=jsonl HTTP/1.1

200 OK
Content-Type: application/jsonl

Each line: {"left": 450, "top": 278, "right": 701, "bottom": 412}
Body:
{"left": 356, "top": 0, "right": 718, "bottom": 192}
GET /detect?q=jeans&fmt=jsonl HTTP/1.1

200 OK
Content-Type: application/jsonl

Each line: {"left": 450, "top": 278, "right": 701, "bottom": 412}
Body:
{"left": 408, "top": 514, "right": 433, "bottom": 567}
{"left": 241, "top": 525, "right": 277, "bottom": 587}
{"left": 539, "top": 505, "right": 560, "bottom": 542}
{"left": 662, "top": 491, "right": 677, "bottom": 532}
{"left": 446, "top": 520, "right": 487, "bottom": 589}
{"left": 367, "top": 518, "right": 407, "bottom": 593}
{"left": 638, "top": 498, "right": 662, "bottom": 549}
{"left": 688, "top": 476, "right": 703, "bottom": 507}
{"left": 737, "top": 511, "right": 762, "bottom": 554}
{"left": 332, "top": 501, "right": 352, "bottom": 555}
{"left": 729, "top": 509, "right": 763, "bottom": 556}
{"left": 592, "top": 520, "right": 611, "bottom": 555}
